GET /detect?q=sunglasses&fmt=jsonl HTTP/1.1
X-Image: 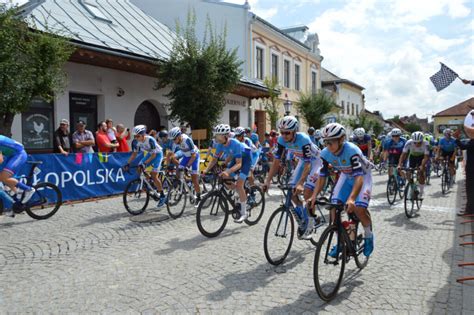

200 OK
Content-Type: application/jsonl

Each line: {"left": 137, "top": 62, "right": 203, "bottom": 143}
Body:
{"left": 323, "top": 139, "right": 338, "bottom": 146}
{"left": 281, "top": 131, "right": 292, "bottom": 136}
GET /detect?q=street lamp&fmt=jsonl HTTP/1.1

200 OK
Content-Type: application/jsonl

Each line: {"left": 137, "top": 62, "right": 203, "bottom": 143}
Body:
{"left": 284, "top": 93, "right": 292, "bottom": 116}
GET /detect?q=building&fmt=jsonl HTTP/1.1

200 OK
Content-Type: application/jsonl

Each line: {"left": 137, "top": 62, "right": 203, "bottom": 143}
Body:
{"left": 433, "top": 97, "right": 474, "bottom": 138}
{"left": 399, "top": 114, "right": 430, "bottom": 133}
{"left": 132, "top": 0, "right": 323, "bottom": 136}
{"left": 13, "top": 0, "right": 269, "bottom": 152}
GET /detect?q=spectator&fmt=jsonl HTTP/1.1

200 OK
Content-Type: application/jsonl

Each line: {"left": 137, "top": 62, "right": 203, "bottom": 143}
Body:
{"left": 105, "top": 119, "right": 118, "bottom": 152}
{"left": 269, "top": 130, "right": 278, "bottom": 148}
{"left": 53, "top": 119, "right": 72, "bottom": 156}
{"left": 116, "top": 124, "right": 131, "bottom": 152}
{"left": 149, "top": 129, "right": 158, "bottom": 139}
{"left": 72, "top": 120, "right": 95, "bottom": 153}
{"left": 96, "top": 121, "right": 119, "bottom": 153}
{"left": 461, "top": 79, "right": 474, "bottom": 86}
{"left": 263, "top": 132, "right": 271, "bottom": 147}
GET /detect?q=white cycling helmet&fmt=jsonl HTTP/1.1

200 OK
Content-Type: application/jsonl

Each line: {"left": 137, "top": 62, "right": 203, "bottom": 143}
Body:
{"left": 411, "top": 131, "right": 424, "bottom": 143}
{"left": 133, "top": 125, "right": 147, "bottom": 135}
{"left": 169, "top": 127, "right": 182, "bottom": 140}
{"left": 322, "top": 123, "right": 346, "bottom": 140}
{"left": 234, "top": 127, "right": 246, "bottom": 136}
{"left": 214, "top": 124, "right": 231, "bottom": 135}
{"left": 314, "top": 129, "right": 322, "bottom": 139}
{"left": 278, "top": 116, "right": 299, "bottom": 131}
{"left": 353, "top": 128, "right": 365, "bottom": 138}
{"left": 443, "top": 128, "right": 452, "bottom": 136}
{"left": 391, "top": 128, "right": 402, "bottom": 136}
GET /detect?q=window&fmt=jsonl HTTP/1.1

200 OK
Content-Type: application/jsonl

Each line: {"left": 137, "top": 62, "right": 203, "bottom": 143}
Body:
{"left": 284, "top": 60, "right": 290, "bottom": 88}
{"left": 341, "top": 101, "right": 345, "bottom": 115}
{"left": 311, "top": 71, "right": 317, "bottom": 94}
{"left": 356, "top": 104, "right": 359, "bottom": 116}
{"left": 256, "top": 47, "right": 264, "bottom": 80}
{"left": 347, "top": 104, "right": 350, "bottom": 115}
{"left": 294, "top": 64, "right": 300, "bottom": 91}
{"left": 22, "top": 97, "right": 54, "bottom": 150}
{"left": 79, "top": 0, "right": 112, "bottom": 23}
{"left": 271, "top": 54, "right": 279, "bottom": 81}
{"left": 229, "top": 110, "right": 240, "bottom": 128}
{"left": 352, "top": 103, "right": 355, "bottom": 116}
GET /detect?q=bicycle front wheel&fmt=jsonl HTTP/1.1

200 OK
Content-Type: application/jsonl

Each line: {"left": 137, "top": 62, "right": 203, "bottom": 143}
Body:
{"left": 263, "top": 206, "right": 294, "bottom": 265}
{"left": 404, "top": 184, "right": 416, "bottom": 218}
{"left": 314, "top": 225, "right": 346, "bottom": 302}
{"left": 123, "top": 179, "right": 149, "bottom": 215}
{"left": 386, "top": 176, "right": 397, "bottom": 205}
{"left": 167, "top": 183, "right": 187, "bottom": 219}
{"left": 245, "top": 186, "right": 265, "bottom": 226}
{"left": 196, "top": 191, "right": 229, "bottom": 237}
{"left": 25, "top": 182, "right": 62, "bottom": 220}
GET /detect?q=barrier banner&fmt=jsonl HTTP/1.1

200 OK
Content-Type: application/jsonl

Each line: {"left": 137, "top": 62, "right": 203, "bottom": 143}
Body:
{"left": 19, "top": 152, "right": 141, "bottom": 202}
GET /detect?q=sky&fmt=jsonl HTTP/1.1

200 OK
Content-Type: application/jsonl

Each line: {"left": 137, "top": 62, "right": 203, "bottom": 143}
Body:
{"left": 224, "top": 0, "right": 474, "bottom": 120}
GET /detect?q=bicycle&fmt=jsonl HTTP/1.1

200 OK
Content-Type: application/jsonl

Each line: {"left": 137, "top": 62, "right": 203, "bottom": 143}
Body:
{"left": 313, "top": 197, "right": 371, "bottom": 301}
{"left": 386, "top": 164, "right": 405, "bottom": 205}
{"left": 0, "top": 161, "right": 62, "bottom": 220}
{"left": 263, "top": 184, "right": 327, "bottom": 265}
{"left": 402, "top": 167, "right": 423, "bottom": 218}
{"left": 196, "top": 177, "right": 265, "bottom": 238}
{"left": 440, "top": 158, "right": 454, "bottom": 194}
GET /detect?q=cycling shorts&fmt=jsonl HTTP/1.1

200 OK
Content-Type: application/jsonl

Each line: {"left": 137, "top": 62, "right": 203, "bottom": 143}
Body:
{"left": 289, "top": 158, "right": 323, "bottom": 191}
{"left": 227, "top": 153, "right": 252, "bottom": 180}
{"left": 179, "top": 153, "right": 200, "bottom": 175}
{"left": 140, "top": 151, "right": 163, "bottom": 173}
{"left": 331, "top": 172, "right": 372, "bottom": 209}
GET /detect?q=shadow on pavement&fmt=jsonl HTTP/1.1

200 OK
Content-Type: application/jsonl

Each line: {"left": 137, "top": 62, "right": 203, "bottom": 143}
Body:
{"left": 75, "top": 211, "right": 130, "bottom": 228}
{"left": 384, "top": 212, "right": 429, "bottom": 230}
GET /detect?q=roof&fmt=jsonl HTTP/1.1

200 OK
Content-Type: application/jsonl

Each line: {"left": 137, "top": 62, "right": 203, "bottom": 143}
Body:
{"left": 19, "top": 0, "right": 176, "bottom": 61}
{"left": 433, "top": 97, "right": 474, "bottom": 117}
{"left": 320, "top": 67, "right": 365, "bottom": 90}
{"left": 280, "top": 25, "right": 309, "bottom": 33}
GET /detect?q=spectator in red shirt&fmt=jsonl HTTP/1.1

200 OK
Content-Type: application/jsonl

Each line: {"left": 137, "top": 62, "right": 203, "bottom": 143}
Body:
{"left": 269, "top": 130, "right": 278, "bottom": 148}
{"left": 116, "top": 124, "right": 131, "bottom": 152}
{"left": 96, "top": 121, "right": 119, "bottom": 153}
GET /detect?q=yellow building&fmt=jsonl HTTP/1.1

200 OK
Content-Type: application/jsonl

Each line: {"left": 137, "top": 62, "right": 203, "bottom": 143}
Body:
{"left": 433, "top": 97, "right": 474, "bottom": 138}
{"left": 249, "top": 17, "right": 323, "bottom": 134}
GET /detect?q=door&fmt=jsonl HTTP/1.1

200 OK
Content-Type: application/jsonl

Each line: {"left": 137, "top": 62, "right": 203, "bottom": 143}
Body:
{"left": 134, "top": 101, "right": 161, "bottom": 132}
{"left": 70, "top": 93, "right": 98, "bottom": 131}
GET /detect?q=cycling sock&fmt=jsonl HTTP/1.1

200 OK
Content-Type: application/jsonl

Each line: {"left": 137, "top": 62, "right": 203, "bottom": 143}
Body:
{"left": 364, "top": 225, "right": 373, "bottom": 238}
{"left": 16, "top": 182, "right": 31, "bottom": 191}
{"left": 419, "top": 185, "right": 424, "bottom": 195}
{"left": 240, "top": 202, "right": 247, "bottom": 212}
{"left": 160, "top": 191, "right": 165, "bottom": 198}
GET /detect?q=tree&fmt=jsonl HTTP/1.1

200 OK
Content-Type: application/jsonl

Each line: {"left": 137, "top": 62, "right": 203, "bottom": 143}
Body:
{"left": 296, "top": 91, "right": 336, "bottom": 129}
{"left": 262, "top": 77, "right": 281, "bottom": 130}
{"left": 404, "top": 123, "right": 422, "bottom": 133}
{"left": 155, "top": 12, "right": 242, "bottom": 131}
{"left": 346, "top": 113, "right": 384, "bottom": 136}
{"left": 0, "top": 6, "right": 74, "bottom": 136}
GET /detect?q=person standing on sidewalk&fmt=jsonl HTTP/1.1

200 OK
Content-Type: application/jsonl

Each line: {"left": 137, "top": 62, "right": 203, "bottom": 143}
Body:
{"left": 454, "top": 109, "right": 474, "bottom": 215}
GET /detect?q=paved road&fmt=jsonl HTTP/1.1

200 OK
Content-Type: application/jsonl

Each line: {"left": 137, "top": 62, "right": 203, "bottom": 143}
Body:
{"left": 0, "top": 171, "right": 468, "bottom": 314}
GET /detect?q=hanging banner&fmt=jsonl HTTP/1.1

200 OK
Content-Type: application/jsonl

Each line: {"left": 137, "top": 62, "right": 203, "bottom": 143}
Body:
{"left": 18, "top": 152, "right": 143, "bottom": 202}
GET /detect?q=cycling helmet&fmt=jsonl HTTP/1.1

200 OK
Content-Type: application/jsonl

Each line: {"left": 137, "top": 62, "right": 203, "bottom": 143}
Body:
{"left": 322, "top": 123, "right": 346, "bottom": 139}
{"left": 169, "top": 127, "right": 182, "bottom": 140}
{"left": 229, "top": 132, "right": 235, "bottom": 138}
{"left": 391, "top": 128, "right": 402, "bottom": 136}
{"left": 353, "top": 128, "right": 365, "bottom": 138}
{"left": 234, "top": 127, "right": 246, "bottom": 137}
{"left": 314, "top": 129, "right": 322, "bottom": 139}
{"left": 244, "top": 127, "right": 251, "bottom": 134}
{"left": 278, "top": 116, "right": 299, "bottom": 131}
{"left": 213, "top": 124, "right": 231, "bottom": 135}
{"left": 250, "top": 133, "right": 259, "bottom": 143}
{"left": 308, "top": 127, "right": 316, "bottom": 134}
{"left": 411, "top": 131, "right": 424, "bottom": 143}
{"left": 377, "top": 134, "right": 386, "bottom": 140}
{"left": 443, "top": 128, "right": 452, "bottom": 136}
{"left": 158, "top": 130, "right": 168, "bottom": 138}
{"left": 133, "top": 125, "right": 147, "bottom": 135}
{"left": 265, "top": 132, "right": 270, "bottom": 137}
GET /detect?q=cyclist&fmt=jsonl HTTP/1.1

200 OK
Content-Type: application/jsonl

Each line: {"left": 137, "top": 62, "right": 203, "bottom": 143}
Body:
{"left": 124, "top": 125, "right": 167, "bottom": 208}
{"left": 383, "top": 128, "right": 406, "bottom": 177}
{"left": 0, "top": 135, "right": 35, "bottom": 211}
{"left": 263, "top": 116, "right": 323, "bottom": 239}
{"left": 168, "top": 126, "right": 202, "bottom": 203}
{"left": 351, "top": 127, "right": 372, "bottom": 161}
{"left": 397, "top": 131, "right": 429, "bottom": 199}
{"left": 437, "top": 128, "right": 457, "bottom": 181}
{"left": 203, "top": 124, "right": 252, "bottom": 223}
{"left": 308, "top": 127, "right": 324, "bottom": 150}
{"left": 310, "top": 123, "right": 374, "bottom": 257}
{"left": 234, "top": 127, "right": 259, "bottom": 186}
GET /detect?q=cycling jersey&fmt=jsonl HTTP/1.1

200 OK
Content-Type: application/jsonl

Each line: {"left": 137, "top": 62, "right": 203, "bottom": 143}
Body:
{"left": 172, "top": 134, "right": 199, "bottom": 157}
{"left": 351, "top": 134, "right": 372, "bottom": 157}
{"left": 311, "top": 136, "right": 324, "bottom": 150}
{"left": 131, "top": 136, "right": 162, "bottom": 154}
{"left": 402, "top": 140, "right": 429, "bottom": 157}
{"left": 438, "top": 137, "right": 456, "bottom": 153}
{"left": 0, "top": 135, "right": 24, "bottom": 157}
{"left": 0, "top": 135, "right": 27, "bottom": 175}
{"left": 383, "top": 137, "right": 407, "bottom": 156}
{"left": 160, "top": 139, "right": 175, "bottom": 154}
{"left": 215, "top": 138, "right": 251, "bottom": 159}
{"left": 274, "top": 133, "right": 320, "bottom": 162}
{"left": 320, "top": 142, "right": 371, "bottom": 178}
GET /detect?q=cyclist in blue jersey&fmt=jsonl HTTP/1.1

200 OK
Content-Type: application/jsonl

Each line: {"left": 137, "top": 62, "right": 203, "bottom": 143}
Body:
{"left": 263, "top": 116, "right": 323, "bottom": 239}
{"left": 203, "top": 124, "right": 252, "bottom": 223}
{"left": 351, "top": 128, "right": 372, "bottom": 161}
{"left": 169, "top": 127, "right": 202, "bottom": 203}
{"left": 158, "top": 130, "right": 174, "bottom": 155}
{"left": 310, "top": 123, "right": 374, "bottom": 257}
{"left": 437, "top": 128, "right": 457, "bottom": 180}
{"left": 0, "top": 135, "right": 35, "bottom": 215}
{"left": 235, "top": 127, "right": 260, "bottom": 186}
{"left": 124, "top": 125, "right": 167, "bottom": 208}
{"left": 383, "top": 128, "right": 407, "bottom": 176}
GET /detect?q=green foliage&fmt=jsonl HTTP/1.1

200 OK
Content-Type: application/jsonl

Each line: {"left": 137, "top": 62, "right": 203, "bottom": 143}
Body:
{"left": 0, "top": 6, "right": 74, "bottom": 135}
{"left": 404, "top": 122, "right": 422, "bottom": 133}
{"left": 155, "top": 12, "right": 242, "bottom": 131}
{"left": 346, "top": 113, "right": 384, "bottom": 136}
{"left": 392, "top": 115, "right": 400, "bottom": 123}
{"left": 296, "top": 91, "right": 336, "bottom": 129}
{"left": 262, "top": 77, "right": 281, "bottom": 130}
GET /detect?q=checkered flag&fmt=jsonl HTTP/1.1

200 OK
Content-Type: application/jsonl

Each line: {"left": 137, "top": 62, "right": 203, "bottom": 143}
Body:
{"left": 430, "top": 63, "right": 458, "bottom": 92}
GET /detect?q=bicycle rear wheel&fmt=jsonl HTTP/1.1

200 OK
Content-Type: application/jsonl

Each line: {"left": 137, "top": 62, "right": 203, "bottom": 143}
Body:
{"left": 313, "top": 225, "right": 346, "bottom": 301}
{"left": 263, "top": 206, "right": 294, "bottom": 265}
{"left": 404, "top": 184, "right": 416, "bottom": 218}
{"left": 386, "top": 176, "right": 397, "bottom": 205}
{"left": 167, "top": 183, "right": 187, "bottom": 219}
{"left": 353, "top": 219, "right": 370, "bottom": 269}
{"left": 245, "top": 186, "right": 265, "bottom": 226}
{"left": 196, "top": 191, "right": 228, "bottom": 237}
{"left": 25, "top": 182, "right": 62, "bottom": 220}
{"left": 123, "top": 179, "right": 149, "bottom": 215}
{"left": 441, "top": 170, "right": 448, "bottom": 194}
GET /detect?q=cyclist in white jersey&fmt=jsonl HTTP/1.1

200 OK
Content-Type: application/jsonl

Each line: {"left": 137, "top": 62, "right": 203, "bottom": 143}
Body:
{"left": 125, "top": 125, "right": 167, "bottom": 208}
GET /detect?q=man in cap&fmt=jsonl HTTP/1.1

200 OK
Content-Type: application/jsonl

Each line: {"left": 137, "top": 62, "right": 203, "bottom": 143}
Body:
{"left": 53, "top": 119, "right": 72, "bottom": 156}
{"left": 72, "top": 120, "right": 95, "bottom": 153}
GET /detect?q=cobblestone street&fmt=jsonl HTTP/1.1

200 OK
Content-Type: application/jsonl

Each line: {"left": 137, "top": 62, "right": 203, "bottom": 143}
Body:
{"left": 0, "top": 171, "right": 471, "bottom": 314}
